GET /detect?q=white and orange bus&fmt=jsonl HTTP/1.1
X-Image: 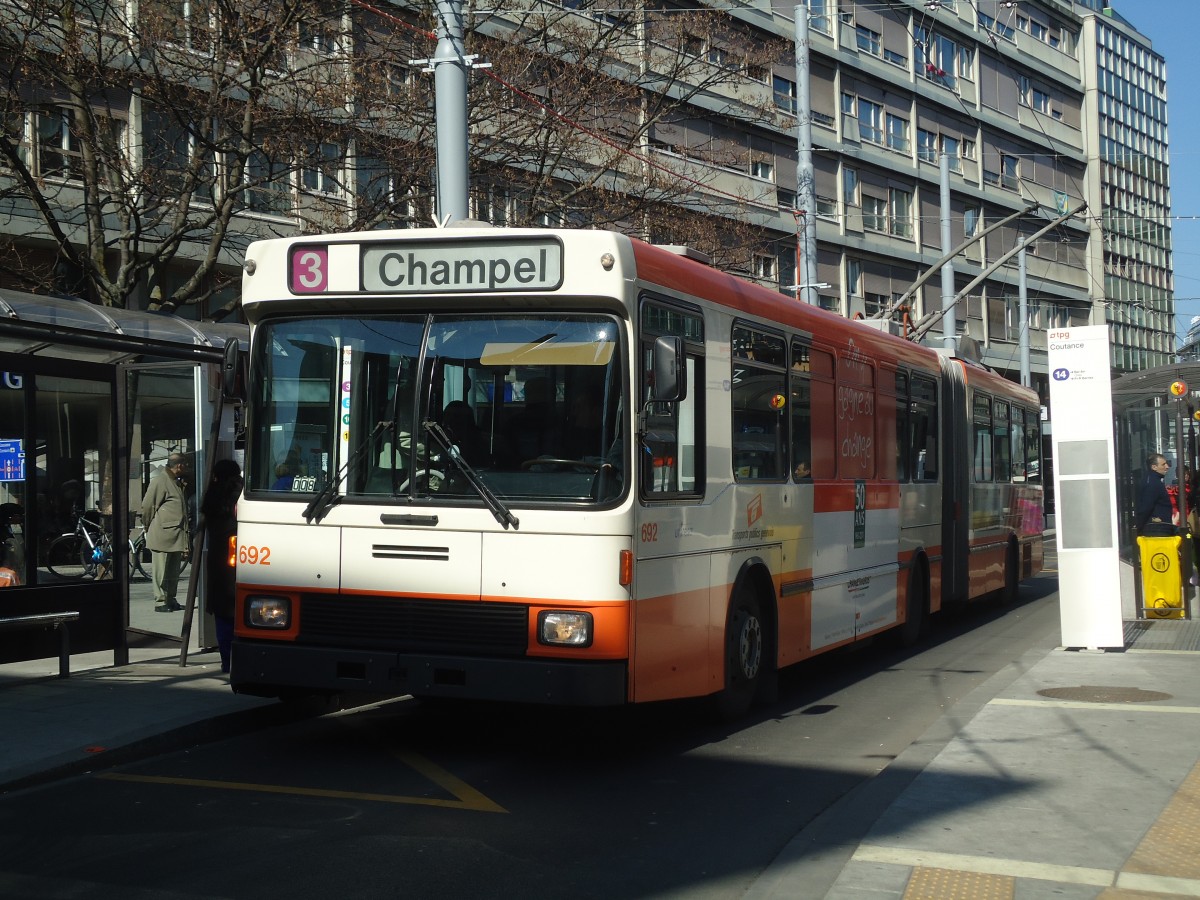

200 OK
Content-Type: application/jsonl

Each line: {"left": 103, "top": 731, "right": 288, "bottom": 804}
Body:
{"left": 230, "top": 226, "right": 1043, "bottom": 716}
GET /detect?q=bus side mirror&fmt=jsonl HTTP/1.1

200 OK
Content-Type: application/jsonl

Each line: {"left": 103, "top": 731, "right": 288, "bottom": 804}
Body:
{"left": 651, "top": 335, "right": 685, "bottom": 403}
{"left": 221, "top": 338, "right": 244, "bottom": 402}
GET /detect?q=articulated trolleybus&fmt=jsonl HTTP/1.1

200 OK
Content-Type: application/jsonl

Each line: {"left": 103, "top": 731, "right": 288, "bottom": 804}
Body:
{"left": 231, "top": 225, "right": 1043, "bottom": 717}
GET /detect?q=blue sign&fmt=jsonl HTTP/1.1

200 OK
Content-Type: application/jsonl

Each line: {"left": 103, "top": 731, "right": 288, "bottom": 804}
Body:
{"left": 0, "top": 439, "right": 24, "bottom": 482}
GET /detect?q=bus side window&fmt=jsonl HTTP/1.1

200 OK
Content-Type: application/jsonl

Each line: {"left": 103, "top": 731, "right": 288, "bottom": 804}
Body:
{"left": 790, "top": 340, "right": 812, "bottom": 481}
{"left": 640, "top": 300, "right": 704, "bottom": 497}
{"left": 972, "top": 393, "right": 993, "bottom": 482}
{"left": 910, "top": 374, "right": 938, "bottom": 481}
{"left": 808, "top": 348, "right": 835, "bottom": 479}
{"left": 1010, "top": 407, "right": 1025, "bottom": 481}
{"left": 732, "top": 325, "right": 786, "bottom": 481}
{"left": 895, "top": 370, "right": 909, "bottom": 482}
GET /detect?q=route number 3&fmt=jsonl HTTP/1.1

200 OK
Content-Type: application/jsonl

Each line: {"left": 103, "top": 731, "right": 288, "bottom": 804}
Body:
{"left": 289, "top": 246, "right": 329, "bottom": 293}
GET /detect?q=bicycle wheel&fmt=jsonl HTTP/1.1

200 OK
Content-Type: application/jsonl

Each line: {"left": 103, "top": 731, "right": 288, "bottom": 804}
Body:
{"left": 129, "top": 536, "right": 150, "bottom": 580}
{"left": 46, "top": 534, "right": 88, "bottom": 579}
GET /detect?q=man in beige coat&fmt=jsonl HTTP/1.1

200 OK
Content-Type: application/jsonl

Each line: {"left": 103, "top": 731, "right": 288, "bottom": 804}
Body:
{"left": 140, "top": 453, "right": 191, "bottom": 612}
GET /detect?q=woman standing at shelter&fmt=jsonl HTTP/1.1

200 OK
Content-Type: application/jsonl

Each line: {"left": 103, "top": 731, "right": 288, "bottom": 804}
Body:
{"left": 201, "top": 459, "right": 241, "bottom": 673}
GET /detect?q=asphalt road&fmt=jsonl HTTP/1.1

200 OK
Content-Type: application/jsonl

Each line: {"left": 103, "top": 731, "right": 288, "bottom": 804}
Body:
{"left": 0, "top": 567, "right": 1061, "bottom": 900}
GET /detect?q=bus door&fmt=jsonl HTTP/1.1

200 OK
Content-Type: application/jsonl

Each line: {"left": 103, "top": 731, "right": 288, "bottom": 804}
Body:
{"left": 939, "top": 359, "right": 971, "bottom": 605}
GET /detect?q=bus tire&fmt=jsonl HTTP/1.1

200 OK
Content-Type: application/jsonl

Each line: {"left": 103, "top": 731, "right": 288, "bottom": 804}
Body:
{"left": 898, "top": 561, "right": 928, "bottom": 647}
{"left": 711, "top": 589, "right": 765, "bottom": 721}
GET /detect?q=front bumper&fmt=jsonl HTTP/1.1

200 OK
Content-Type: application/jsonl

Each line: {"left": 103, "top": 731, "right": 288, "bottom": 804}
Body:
{"left": 230, "top": 641, "right": 628, "bottom": 706}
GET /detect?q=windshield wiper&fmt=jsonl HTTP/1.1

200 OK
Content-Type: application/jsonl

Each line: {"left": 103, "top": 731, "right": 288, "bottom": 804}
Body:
{"left": 303, "top": 419, "right": 393, "bottom": 524}
{"left": 422, "top": 419, "right": 519, "bottom": 530}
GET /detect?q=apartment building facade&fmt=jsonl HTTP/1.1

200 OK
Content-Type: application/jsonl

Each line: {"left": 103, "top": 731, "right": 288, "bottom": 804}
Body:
{"left": 0, "top": 0, "right": 1174, "bottom": 389}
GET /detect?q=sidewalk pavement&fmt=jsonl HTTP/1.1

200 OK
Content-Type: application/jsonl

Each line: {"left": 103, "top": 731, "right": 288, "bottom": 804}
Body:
{"left": 748, "top": 618, "right": 1200, "bottom": 899}
{"left": 3, "top": 622, "right": 1200, "bottom": 899}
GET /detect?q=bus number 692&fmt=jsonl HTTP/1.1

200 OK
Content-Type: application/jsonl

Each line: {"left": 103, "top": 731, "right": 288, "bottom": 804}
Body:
{"left": 239, "top": 545, "right": 271, "bottom": 565}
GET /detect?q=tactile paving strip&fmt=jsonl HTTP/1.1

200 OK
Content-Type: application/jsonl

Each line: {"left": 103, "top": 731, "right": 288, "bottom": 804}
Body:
{"left": 1122, "top": 761, "right": 1200, "bottom": 880}
{"left": 902, "top": 867, "right": 1014, "bottom": 900}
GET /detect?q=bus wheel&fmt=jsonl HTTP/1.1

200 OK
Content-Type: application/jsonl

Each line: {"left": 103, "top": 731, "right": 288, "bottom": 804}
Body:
{"left": 712, "top": 590, "right": 764, "bottom": 720}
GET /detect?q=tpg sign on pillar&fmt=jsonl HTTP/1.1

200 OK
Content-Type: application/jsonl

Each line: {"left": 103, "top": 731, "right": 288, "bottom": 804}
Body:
{"left": 1047, "top": 325, "right": 1123, "bottom": 649}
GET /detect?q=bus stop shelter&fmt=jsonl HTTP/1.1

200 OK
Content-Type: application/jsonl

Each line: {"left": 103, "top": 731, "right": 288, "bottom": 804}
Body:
{"left": 0, "top": 289, "right": 246, "bottom": 670}
{"left": 1112, "top": 362, "right": 1200, "bottom": 620}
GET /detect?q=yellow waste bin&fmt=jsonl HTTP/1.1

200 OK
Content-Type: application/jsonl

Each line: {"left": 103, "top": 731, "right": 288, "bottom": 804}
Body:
{"left": 1137, "top": 534, "right": 1185, "bottom": 619}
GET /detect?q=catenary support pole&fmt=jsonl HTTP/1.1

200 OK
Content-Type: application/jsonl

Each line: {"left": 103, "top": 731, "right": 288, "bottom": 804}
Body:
{"left": 1019, "top": 246, "right": 1030, "bottom": 387}
{"left": 794, "top": 3, "right": 818, "bottom": 305}
{"left": 432, "top": 0, "right": 469, "bottom": 223}
{"left": 939, "top": 152, "right": 955, "bottom": 350}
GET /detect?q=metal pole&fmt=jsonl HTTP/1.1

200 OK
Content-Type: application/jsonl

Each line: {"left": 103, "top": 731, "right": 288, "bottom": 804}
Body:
{"left": 794, "top": 2, "right": 818, "bottom": 305}
{"left": 939, "top": 153, "right": 955, "bottom": 350}
{"left": 433, "top": 0, "right": 469, "bottom": 223}
{"left": 1019, "top": 246, "right": 1030, "bottom": 387}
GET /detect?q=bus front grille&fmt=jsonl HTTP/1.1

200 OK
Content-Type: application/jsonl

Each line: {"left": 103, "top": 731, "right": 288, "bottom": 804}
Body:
{"left": 298, "top": 596, "right": 529, "bottom": 657}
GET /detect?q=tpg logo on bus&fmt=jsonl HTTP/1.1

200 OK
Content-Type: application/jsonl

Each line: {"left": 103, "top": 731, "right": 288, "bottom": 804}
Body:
{"left": 360, "top": 238, "right": 564, "bottom": 294}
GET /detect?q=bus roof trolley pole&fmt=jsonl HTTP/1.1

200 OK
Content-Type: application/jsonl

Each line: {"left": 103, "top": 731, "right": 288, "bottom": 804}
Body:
{"left": 908, "top": 203, "right": 1087, "bottom": 343}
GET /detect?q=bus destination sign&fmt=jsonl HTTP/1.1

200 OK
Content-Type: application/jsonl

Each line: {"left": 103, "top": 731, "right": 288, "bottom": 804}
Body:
{"left": 360, "top": 238, "right": 564, "bottom": 294}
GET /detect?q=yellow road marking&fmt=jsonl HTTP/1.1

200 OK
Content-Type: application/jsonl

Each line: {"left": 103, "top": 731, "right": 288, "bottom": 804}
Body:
{"left": 99, "top": 749, "right": 507, "bottom": 813}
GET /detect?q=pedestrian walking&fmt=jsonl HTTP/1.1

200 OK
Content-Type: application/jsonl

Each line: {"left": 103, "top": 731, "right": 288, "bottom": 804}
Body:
{"left": 201, "top": 459, "right": 241, "bottom": 673}
{"left": 140, "top": 452, "right": 191, "bottom": 612}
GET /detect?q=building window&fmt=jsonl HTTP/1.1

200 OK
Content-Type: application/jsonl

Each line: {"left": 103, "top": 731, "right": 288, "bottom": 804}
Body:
{"left": 774, "top": 75, "right": 797, "bottom": 114}
{"left": 917, "top": 129, "right": 937, "bottom": 163}
{"left": 941, "top": 135, "right": 961, "bottom": 172}
{"left": 777, "top": 188, "right": 797, "bottom": 210}
{"left": 35, "top": 107, "right": 80, "bottom": 179}
{"left": 886, "top": 113, "right": 909, "bottom": 153}
{"left": 846, "top": 258, "right": 862, "bottom": 296}
{"left": 964, "top": 206, "right": 980, "bottom": 237}
{"left": 856, "top": 25, "right": 881, "bottom": 56}
{"left": 864, "top": 195, "right": 887, "bottom": 232}
{"left": 244, "top": 149, "right": 291, "bottom": 214}
{"left": 889, "top": 188, "right": 912, "bottom": 238}
{"left": 751, "top": 159, "right": 775, "bottom": 181}
{"left": 978, "top": 12, "right": 1014, "bottom": 42}
{"left": 809, "top": 0, "right": 831, "bottom": 33}
{"left": 472, "top": 186, "right": 511, "bottom": 225}
{"left": 299, "top": 7, "right": 342, "bottom": 54}
{"left": 301, "top": 141, "right": 343, "bottom": 195}
{"left": 916, "top": 27, "right": 961, "bottom": 90}
{"left": 843, "top": 167, "right": 859, "bottom": 207}
{"left": 753, "top": 254, "right": 776, "bottom": 280}
{"left": 858, "top": 99, "right": 883, "bottom": 144}
{"left": 1001, "top": 154, "right": 1019, "bottom": 190}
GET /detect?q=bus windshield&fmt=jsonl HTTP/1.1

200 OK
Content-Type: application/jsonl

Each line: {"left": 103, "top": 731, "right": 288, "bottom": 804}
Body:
{"left": 248, "top": 313, "right": 626, "bottom": 506}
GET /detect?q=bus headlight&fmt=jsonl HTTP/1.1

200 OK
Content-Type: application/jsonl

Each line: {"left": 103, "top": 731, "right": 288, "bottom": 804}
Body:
{"left": 538, "top": 611, "right": 593, "bottom": 647}
{"left": 246, "top": 596, "right": 291, "bottom": 629}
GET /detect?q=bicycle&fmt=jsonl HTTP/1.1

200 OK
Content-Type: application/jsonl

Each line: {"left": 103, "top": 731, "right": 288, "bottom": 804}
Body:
{"left": 46, "top": 511, "right": 190, "bottom": 581}
{"left": 127, "top": 516, "right": 191, "bottom": 581}
{"left": 46, "top": 509, "right": 113, "bottom": 580}
{"left": 128, "top": 518, "right": 152, "bottom": 581}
